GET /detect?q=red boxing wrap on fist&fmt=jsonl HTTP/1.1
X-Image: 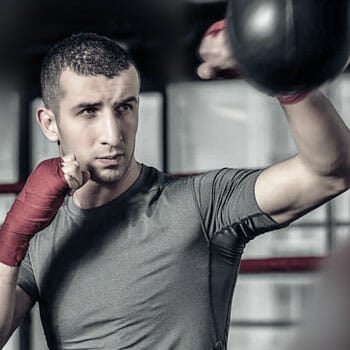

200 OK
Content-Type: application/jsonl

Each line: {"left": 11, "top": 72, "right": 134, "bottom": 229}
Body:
{"left": 205, "top": 19, "right": 226, "bottom": 38}
{"left": 277, "top": 93, "right": 308, "bottom": 105}
{"left": 0, "top": 158, "right": 69, "bottom": 266}
{"left": 203, "top": 19, "right": 241, "bottom": 80}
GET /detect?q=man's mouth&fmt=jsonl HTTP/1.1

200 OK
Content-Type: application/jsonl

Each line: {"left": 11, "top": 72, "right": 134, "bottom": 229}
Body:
{"left": 95, "top": 154, "right": 124, "bottom": 165}
{"left": 97, "top": 153, "right": 124, "bottom": 159}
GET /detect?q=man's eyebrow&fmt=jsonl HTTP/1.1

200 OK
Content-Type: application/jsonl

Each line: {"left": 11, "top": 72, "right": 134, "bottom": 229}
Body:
{"left": 72, "top": 101, "right": 103, "bottom": 112}
{"left": 114, "top": 96, "right": 139, "bottom": 107}
{"left": 71, "top": 97, "right": 138, "bottom": 113}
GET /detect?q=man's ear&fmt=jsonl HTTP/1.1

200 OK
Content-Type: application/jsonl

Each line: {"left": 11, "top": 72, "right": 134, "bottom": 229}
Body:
{"left": 36, "top": 107, "right": 60, "bottom": 142}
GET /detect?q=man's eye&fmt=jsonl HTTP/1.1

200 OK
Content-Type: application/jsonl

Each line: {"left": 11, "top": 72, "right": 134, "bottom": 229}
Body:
{"left": 117, "top": 104, "right": 133, "bottom": 113}
{"left": 79, "top": 108, "right": 97, "bottom": 116}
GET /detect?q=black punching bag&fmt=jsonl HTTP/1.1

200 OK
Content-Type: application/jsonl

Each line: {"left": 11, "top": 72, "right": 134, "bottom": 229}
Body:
{"left": 226, "top": 0, "right": 350, "bottom": 94}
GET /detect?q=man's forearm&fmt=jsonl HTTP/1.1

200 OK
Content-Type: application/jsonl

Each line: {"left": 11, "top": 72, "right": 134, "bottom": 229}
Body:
{"left": 0, "top": 263, "right": 18, "bottom": 346}
{"left": 283, "top": 90, "right": 350, "bottom": 178}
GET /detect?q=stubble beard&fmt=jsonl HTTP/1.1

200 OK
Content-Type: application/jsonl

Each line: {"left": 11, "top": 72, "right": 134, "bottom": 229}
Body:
{"left": 88, "top": 156, "right": 132, "bottom": 185}
{"left": 90, "top": 168, "right": 124, "bottom": 184}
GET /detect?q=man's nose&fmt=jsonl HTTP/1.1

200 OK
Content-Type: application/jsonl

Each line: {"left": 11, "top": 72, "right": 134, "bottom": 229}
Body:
{"left": 99, "top": 111, "right": 122, "bottom": 146}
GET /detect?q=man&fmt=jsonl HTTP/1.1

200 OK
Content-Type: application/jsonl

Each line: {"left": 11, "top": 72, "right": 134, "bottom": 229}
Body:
{"left": 0, "top": 21, "right": 349, "bottom": 350}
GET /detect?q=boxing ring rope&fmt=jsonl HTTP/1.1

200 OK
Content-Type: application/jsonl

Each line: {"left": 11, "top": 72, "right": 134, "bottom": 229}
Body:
{"left": 239, "top": 256, "right": 325, "bottom": 273}
{"left": 0, "top": 182, "right": 24, "bottom": 194}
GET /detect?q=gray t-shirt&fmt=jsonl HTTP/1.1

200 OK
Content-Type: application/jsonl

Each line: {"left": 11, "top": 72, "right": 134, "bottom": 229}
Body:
{"left": 18, "top": 165, "right": 284, "bottom": 350}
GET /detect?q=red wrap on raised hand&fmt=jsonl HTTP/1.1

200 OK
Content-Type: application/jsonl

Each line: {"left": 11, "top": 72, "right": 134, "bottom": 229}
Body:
{"left": 0, "top": 158, "right": 69, "bottom": 266}
{"left": 205, "top": 19, "right": 227, "bottom": 38}
{"left": 204, "top": 20, "right": 241, "bottom": 79}
{"left": 277, "top": 93, "right": 308, "bottom": 105}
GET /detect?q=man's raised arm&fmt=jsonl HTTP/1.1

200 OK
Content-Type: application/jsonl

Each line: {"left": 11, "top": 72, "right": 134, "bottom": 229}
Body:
{"left": 255, "top": 91, "right": 350, "bottom": 224}
{"left": 198, "top": 21, "right": 350, "bottom": 225}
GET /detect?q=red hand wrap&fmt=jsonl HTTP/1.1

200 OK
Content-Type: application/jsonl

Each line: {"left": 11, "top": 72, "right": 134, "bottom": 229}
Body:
{"left": 0, "top": 158, "right": 69, "bottom": 266}
{"left": 205, "top": 19, "right": 226, "bottom": 38}
{"left": 277, "top": 93, "right": 308, "bottom": 105}
{"left": 204, "top": 19, "right": 241, "bottom": 79}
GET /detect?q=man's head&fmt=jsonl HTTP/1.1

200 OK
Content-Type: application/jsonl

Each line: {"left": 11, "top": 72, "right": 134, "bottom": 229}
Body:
{"left": 37, "top": 33, "right": 141, "bottom": 186}
{"left": 41, "top": 32, "right": 138, "bottom": 114}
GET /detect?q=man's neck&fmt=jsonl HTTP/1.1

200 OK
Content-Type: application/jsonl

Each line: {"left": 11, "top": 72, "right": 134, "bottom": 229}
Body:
{"left": 72, "top": 161, "right": 142, "bottom": 209}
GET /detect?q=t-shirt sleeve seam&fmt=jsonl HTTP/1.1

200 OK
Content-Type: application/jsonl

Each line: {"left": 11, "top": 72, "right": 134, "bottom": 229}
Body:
{"left": 213, "top": 212, "right": 288, "bottom": 243}
{"left": 17, "top": 280, "right": 37, "bottom": 303}
{"left": 17, "top": 241, "right": 40, "bottom": 302}
{"left": 191, "top": 176, "right": 211, "bottom": 243}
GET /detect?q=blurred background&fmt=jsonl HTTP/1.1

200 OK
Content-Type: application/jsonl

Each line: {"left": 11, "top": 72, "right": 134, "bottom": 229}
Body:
{"left": 1, "top": 0, "right": 350, "bottom": 349}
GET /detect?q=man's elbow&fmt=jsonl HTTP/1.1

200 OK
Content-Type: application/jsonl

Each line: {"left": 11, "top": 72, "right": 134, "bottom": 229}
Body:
{"left": 325, "top": 174, "right": 350, "bottom": 198}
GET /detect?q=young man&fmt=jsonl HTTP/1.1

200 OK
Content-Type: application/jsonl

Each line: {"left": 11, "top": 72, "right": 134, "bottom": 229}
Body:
{"left": 0, "top": 23, "right": 349, "bottom": 350}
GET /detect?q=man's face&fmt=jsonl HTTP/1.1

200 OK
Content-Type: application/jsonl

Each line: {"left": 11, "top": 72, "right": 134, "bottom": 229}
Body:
{"left": 55, "top": 66, "right": 140, "bottom": 184}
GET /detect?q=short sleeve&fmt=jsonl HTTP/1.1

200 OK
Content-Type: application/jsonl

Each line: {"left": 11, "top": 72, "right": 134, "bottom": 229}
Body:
{"left": 17, "top": 250, "right": 39, "bottom": 302}
{"left": 192, "top": 168, "right": 287, "bottom": 242}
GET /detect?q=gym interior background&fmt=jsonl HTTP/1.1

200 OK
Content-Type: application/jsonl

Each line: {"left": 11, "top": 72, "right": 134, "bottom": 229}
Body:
{"left": 1, "top": 0, "right": 350, "bottom": 349}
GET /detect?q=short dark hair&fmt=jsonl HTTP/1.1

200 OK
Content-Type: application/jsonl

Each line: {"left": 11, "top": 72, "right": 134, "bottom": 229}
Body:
{"left": 40, "top": 32, "right": 138, "bottom": 112}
